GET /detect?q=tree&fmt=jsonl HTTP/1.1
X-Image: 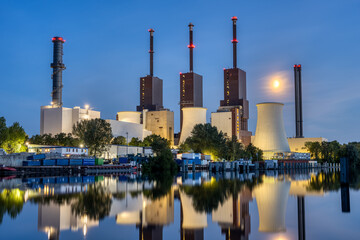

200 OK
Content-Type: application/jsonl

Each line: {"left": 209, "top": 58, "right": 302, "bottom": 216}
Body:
{"left": 29, "top": 133, "right": 80, "bottom": 147}
{"left": 178, "top": 142, "right": 191, "bottom": 153}
{"left": 143, "top": 134, "right": 170, "bottom": 155}
{"left": 142, "top": 135, "right": 177, "bottom": 180}
{"left": 0, "top": 117, "right": 8, "bottom": 147}
{"left": 128, "top": 137, "right": 143, "bottom": 146}
{"left": 1, "top": 122, "right": 28, "bottom": 153}
{"left": 73, "top": 119, "right": 112, "bottom": 157}
{"left": 339, "top": 144, "right": 360, "bottom": 169}
{"left": 305, "top": 141, "right": 322, "bottom": 161}
{"left": 245, "top": 143, "right": 263, "bottom": 161}
{"left": 224, "top": 136, "right": 245, "bottom": 161}
{"left": 112, "top": 136, "right": 127, "bottom": 145}
{"left": 185, "top": 123, "right": 226, "bottom": 160}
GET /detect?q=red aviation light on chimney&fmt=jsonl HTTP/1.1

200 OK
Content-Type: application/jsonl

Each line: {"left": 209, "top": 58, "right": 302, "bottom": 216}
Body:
{"left": 231, "top": 16, "right": 238, "bottom": 20}
{"left": 297, "top": 64, "right": 301, "bottom": 68}
{"left": 187, "top": 44, "right": 195, "bottom": 48}
{"left": 231, "top": 39, "right": 238, "bottom": 43}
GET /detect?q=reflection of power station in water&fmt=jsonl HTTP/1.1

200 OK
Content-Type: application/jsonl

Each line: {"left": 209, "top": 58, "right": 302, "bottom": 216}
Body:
{"left": 253, "top": 176, "right": 291, "bottom": 232}
{"left": 212, "top": 188, "right": 253, "bottom": 240}
{"left": 180, "top": 190, "right": 207, "bottom": 240}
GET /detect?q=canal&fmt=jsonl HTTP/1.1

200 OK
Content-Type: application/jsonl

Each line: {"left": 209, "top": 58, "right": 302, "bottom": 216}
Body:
{"left": 0, "top": 170, "right": 359, "bottom": 240}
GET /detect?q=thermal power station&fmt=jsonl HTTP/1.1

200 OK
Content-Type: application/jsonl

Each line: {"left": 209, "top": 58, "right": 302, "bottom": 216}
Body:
{"left": 40, "top": 37, "right": 100, "bottom": 135}
{"left": 180, "top": 23, "right": 203, "bottom": 131}
{"left": 137, "top": 29, "right": 163, "bottom": 112}
{"left": 128, "top": 29, "right": 174, "bottom": 145}
{"left": 211, "top": 17, "right": 251, "bottom": 145}
{"left": 252, "top": 103, "right": 290, "bottom": 158}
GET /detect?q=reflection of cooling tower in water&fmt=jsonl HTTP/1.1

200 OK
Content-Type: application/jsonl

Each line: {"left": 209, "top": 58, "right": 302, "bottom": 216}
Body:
{"left": 179, "top": 107, "right": 207, "bottom": 144}
{"left": 253, "top": 176, "right": 291, "bottom": 232}
{"left": 180, "top": 190, "right": 207, "bottom": 229}
{"left": 253, "top": 103, "right": 290, "bottom": 155}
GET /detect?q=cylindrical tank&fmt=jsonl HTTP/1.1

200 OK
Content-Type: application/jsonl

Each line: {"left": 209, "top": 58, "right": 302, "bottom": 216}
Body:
{"left": 116, "top": 111, "right": 141, "bottom": 124}
{"left": 179, "top": 107, "right": 207, "bottom": 144}
{"left": 253, "top": 103, "right": 290, "bottom": 154}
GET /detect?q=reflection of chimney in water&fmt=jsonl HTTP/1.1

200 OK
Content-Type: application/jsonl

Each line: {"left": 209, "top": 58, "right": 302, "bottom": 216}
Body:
{"left": 297, "top": 196, "right": 305, "bottom": 240}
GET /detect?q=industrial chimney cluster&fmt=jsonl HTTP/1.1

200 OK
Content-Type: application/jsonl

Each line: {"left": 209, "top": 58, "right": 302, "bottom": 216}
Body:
{"left": 40, "top": 16, "right": 316, "bottom": 158}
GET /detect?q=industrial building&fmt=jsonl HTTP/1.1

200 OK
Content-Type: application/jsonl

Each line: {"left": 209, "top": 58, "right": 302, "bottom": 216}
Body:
{"left": 136, "top": 29, "right": 163, "bottom": 112}
{"left": 144, "top": 110, "right": 174, "bottom": 145}
{"left": 252, "top": 102, "right": 290, "bottom": 159}
{"left": 40, "top": 37, "right": 100, "bottom": 136}
{"left": 211, "top": 17, "right": 251, "bottom": 145}
{"left": 106, "top": 119, "right": 151, "bottom": 141}
{"left": 41, "top": 106, "right": 100, "bottom": 135}
{"left": 179, "top": 23, "right": 203, "bottom": 130}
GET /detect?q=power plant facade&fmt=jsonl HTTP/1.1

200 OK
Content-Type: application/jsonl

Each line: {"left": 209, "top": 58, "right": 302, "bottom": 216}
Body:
{"left": 252, "top": 102, "right": 290, "bottom": 158}
{"left": 212, "top": 17, "right": 251, "bottom": 145}
{"left": 180, "top": 23, "right": 203, "bottom": 131}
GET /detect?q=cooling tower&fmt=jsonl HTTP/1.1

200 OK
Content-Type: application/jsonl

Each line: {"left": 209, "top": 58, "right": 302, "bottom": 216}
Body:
{"left": 179, "top": 107, "right": 207, "bottom": 144}
{"left": 253, "top": 176, "right": 291, "bottom": 232}
{"left": 253, "top": 103, "right": 290, "bottom": 154}
{"left": 116, "top": 111, "right": 141, "bottom": 124}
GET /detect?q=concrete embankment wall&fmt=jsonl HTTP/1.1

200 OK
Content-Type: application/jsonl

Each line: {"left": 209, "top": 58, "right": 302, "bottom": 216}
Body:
{"left": 0, "top": 153, "right": 34, "bottom": 167}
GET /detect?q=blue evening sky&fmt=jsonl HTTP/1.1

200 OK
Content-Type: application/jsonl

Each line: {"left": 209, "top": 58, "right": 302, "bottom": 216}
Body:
{"left": 0, "top": 0, "right": 359, "bottom": 143}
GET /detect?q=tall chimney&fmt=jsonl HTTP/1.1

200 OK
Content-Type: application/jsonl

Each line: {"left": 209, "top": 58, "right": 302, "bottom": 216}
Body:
{"left": 231, "top": 16, "right": 238, "bottom": 68}
{"left": 149, "top": 29, "right": 154, "bottom": 76}
{"left": 188, "top": 23, "right": 194, "bottom": 72}
{"left": 294, "top": 64, "right": 303, "bottom": 138}
{"left": 51, "top": 36, "right": 66, "bottom": 108}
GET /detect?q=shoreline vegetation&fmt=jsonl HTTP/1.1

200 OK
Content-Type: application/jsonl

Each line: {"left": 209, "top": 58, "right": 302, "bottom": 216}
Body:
{"left": 0, "top": 116, "right": 359, "bottom": 173}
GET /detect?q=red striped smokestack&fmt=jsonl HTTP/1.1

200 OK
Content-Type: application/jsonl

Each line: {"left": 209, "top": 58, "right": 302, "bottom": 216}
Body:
{"left": 188, "top": 23, "right": 194, "bottom": 72}
{"left": 149, "top": 28, "right": 154, "bottom": 76}
{"left": 231, "top": 16, "right": 238, "bottom": 68}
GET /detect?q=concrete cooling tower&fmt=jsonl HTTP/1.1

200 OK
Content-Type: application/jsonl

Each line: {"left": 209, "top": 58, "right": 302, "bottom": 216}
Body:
{"left": 253, "top": 103, "right": 290, "bottom": 155}
{"left": 179, "top": 107, "right": 207, "bottom": 144}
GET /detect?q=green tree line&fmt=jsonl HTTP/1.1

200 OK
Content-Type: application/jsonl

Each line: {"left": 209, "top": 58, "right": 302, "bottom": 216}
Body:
{"left": 178, "top": 123, "right": 263, "bottom": 161}
{"left": 305, "top": 141, "right": 360, "bottom": 168}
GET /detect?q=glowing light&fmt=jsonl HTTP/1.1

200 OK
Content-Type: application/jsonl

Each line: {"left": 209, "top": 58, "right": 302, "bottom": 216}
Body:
{"left": 273, "top": 80, "right": 280, "bottom": 89}
{"left": 80, "top": 144, "right": 84, "bottom": 148}
{"left": 85, "top": 104, "right": 89, "bottom": 109}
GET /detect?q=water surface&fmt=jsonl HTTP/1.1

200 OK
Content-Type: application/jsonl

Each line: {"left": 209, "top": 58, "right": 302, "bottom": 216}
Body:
{"left": 0, "top": 170, "right": 359, "bottom": 240}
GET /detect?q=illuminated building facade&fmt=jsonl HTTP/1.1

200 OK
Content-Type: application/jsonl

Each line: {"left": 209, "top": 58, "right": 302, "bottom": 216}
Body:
{"left": 212, "top": 17, "right": 251, "bottom": 145}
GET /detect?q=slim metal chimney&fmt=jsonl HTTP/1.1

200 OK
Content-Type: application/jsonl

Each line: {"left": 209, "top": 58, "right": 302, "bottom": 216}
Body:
{"left": 231, "top": 16, "right": 238, "bottom": 68}
{"left": 188, "top": 23, "right": 195, "bottom": 72}
{"left": 149, "top": 29, "right": 154, "bottom": 76}
{"left": 51, "top": 36, "right": 66, "bottom": 108}
{"left": 294, "top": 64, "right": 303, "bottom": 138}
